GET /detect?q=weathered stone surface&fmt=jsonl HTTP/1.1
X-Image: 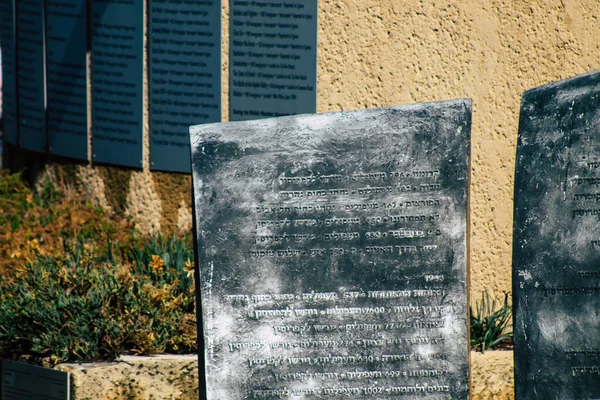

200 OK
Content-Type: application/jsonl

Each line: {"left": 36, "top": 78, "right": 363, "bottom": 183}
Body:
{"left": 55, "top": 355, "right": 198, "bottom": 400}
{"left": 190, "top": 101, "right": 471, "bottom": 399}
{"left": 49, "top": 351, "right": 513, "bottom": 399}
{"left": 513, "top": 70, "right": 600, "bottom": 399}
{"left": 47, "top": 351, "right": 513, "bottom": 399}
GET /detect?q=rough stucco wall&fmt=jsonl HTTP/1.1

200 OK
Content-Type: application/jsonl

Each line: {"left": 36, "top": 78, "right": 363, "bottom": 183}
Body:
{"left": 221, "top": 1, "right": 230, "bottom": 122}
{"left": 471, "top": 351, "right": 514, "bottom": 399}
{"left": 316, "top": 0, "right": 600, "bottom": 300}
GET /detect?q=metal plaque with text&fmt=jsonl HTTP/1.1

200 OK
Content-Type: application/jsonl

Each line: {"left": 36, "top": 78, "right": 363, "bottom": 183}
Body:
{"left": 17, "top": 0, "right": 46, "bottom": 153}
{"left": 47, "top": 0, "right": 88, "bottom": 160}
{"left": 0, "top": 0, "right": 18, "bottom": 145}
{"left": 1, "top": 360, "right": 70, "bottom": 400}
{"left": 91, "top": 0, "right": 143, "bottom": 168}
{"left": 149, "top": 0, "right": 221, "bottom": 173}
{"left": 229, "top": 0, "right": 317, "bottom": 121}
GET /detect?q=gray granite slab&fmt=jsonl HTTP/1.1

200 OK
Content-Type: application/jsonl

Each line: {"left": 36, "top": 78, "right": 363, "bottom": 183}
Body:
{"left": 513, "top": 71, "right": 600, "bottom": 399}
{"left": 191, "top": 101, "right": 471, "bottom": 399}
{"left": 1, "top": 360, "right": 70, "bottom": 400}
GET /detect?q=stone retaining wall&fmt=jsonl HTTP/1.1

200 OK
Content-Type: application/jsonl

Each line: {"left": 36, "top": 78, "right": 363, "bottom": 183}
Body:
{"left": 56, "top": 351, "right": 513, "bottom": 399}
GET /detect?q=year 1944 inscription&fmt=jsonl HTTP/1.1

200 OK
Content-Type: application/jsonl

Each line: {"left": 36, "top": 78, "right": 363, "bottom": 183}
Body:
{"left": 191, "top": 101, "right": 471, "bottom": 399}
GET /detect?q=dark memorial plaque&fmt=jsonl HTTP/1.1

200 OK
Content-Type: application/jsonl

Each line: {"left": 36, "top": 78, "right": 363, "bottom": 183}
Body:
{"left": 0, "top": 0, "right": 18, "bottom": 145}
{"left": 1, "top": 360, "right": 70, "bottom": 399}
{"left": 191, "top": 100, "right": 471, "bottom": 399}
{"left": 91, "top": 0, "right": 143, "bottom": 168}
{"left": 16, "top": 0, "right": 46, "bottom": 153}
{"left": 46, "top": 0, "right": 88, "bottom": 160}
{"left": 513, "top": 71, "right": 600, "bottom": 399}
{"left": 229, "top": 0, "right": 317, "bottom": 121}
{"left": 149, "top": 0, "right": 221, "bottom": 173}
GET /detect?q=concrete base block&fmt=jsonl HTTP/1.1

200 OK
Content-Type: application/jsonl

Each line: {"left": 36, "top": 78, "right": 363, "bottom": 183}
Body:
{"left": 56, "top": 351, "right": 514, "bottom": 399}
{"left": 56, "top": 355, "right": 199, "bottom": 400}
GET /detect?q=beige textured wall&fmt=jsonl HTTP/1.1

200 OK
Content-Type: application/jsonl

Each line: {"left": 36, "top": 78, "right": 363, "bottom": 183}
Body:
{"left": 471, "top": 351, "right": 514, "bottom": 399}
{"left": 31, "top": 1, "right": 600, "bottom": 299}
{"left": 313, "top": 0, "right": 600, "bottom": 300}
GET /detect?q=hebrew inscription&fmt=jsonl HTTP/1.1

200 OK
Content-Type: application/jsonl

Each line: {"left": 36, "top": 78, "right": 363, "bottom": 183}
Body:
{"left": 513, "top": 70, "right": 600, "bottom": 399}
{"left": 149, "top": 0, "right": 221, "bottom": 173}
{"left": 47, "top": 0, "right": 88, "bottom": 160}
{"left": 191, "top": 101, "right": 471, "bottom": 398}
{"left": 229, "top": 0, "right": 317, "bottom": 121}
{"left": 91, "top": 0, "right": 143, "bottom": 167}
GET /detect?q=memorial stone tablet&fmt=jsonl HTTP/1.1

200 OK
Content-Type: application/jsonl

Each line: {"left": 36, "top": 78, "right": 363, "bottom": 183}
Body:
{"left": 0, "top": 0, "right": 18, "bottom": 145}
{"left": 229, "top": 0, "right": 317, "bottom": 121}
{"left": 16, "top": 0, "right": 46, "bottom": 153}
{"left": 46, "top": 0, "right": 88, "bottom": 160}
{"left": 149, "top": 0, "right": 221, "bottom": 173}
{"left": 1, "top": 360, "right": 70, "bottom": 400}
{"left": 191, "top": 100, "right": 471, "bottom": 399}
{"left": 513, "top": 71, "right": 600, "bottom": 399}
{"left": 91, "top": 0, "right": 143, "bottom": 168}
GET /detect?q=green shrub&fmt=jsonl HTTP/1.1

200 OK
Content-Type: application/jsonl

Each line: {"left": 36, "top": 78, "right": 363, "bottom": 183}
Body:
{"left": 470, "top": 290, "right": 513, "bottom": 352}
{"left": 0, "top": 170, "right": 144, "bottom": 280}
{"left": 0, "top": 170, "right": 196, "bottom": 366}
{"left": 0, "top": 235, "right": 196, "bottom": 365}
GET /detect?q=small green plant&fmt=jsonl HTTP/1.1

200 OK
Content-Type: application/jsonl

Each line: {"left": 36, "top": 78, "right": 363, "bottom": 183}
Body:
{"left": 470, "top": 291, "right": 513, "bottom": 352}
{"left": 0, "top": 235, "right": 196, "bottom": 365}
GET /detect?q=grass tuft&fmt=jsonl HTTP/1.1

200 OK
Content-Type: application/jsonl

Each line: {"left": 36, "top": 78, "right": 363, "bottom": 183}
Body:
{"left": 470, "top": 290, "right": 513, "bottom": 352}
